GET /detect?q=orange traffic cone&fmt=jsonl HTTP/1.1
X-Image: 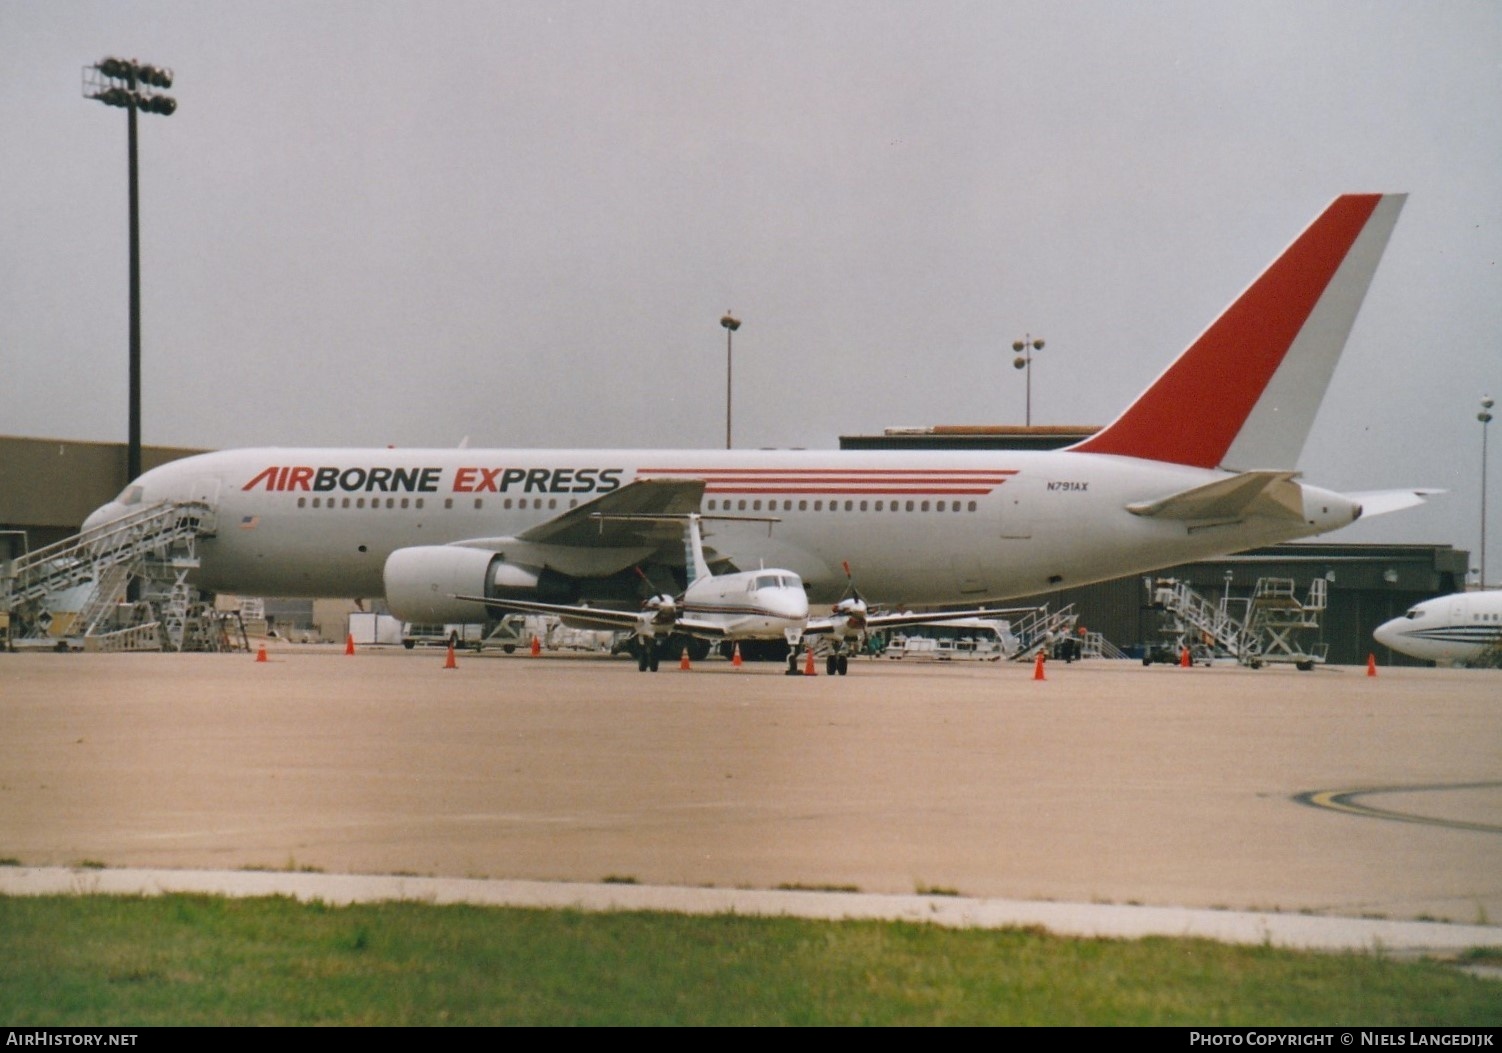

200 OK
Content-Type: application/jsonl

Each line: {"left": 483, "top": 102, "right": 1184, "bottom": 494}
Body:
{"left": 804, "top": 647, "right": 816, "bottom": 676}
{"left": 1179, "top": 646, "right": 1191, "bottom": 668}
{"left": 1367, "top": 653, "right": 1377, "bottom": 677}
{"left": 256, "top": 644, "right": 268, "bottom": 663}
{"left": 345, "top": 633, "right": 356, "bottom": 656}
{"left": 731, "top": 643, "right": 742, "bottom": 668}
{"left": 680, "top": 648, "right": 691, "bottom": 670}
{"left": 530, "top": 635, "right": 541, "bottom": 656}
{"left": 1033, "top": 651, "right": 1046, "bottom": 681}
{"left": 444, "top": 643, "right": 458, "bottom": 670}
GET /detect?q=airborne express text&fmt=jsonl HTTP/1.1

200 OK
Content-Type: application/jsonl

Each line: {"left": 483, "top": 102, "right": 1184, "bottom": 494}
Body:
{"left": 241, "top": 465, "right": 625, "bottom": 495}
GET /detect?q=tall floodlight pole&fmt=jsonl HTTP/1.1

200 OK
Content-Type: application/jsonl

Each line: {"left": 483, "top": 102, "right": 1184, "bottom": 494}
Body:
{"left": 1011, "top": 334, "right": 1045, "bottom": 427}
{"left": 721, "top": 312, "right": 741, "bottom": 449}
{"left": 84, "top": 57, "right": 177, "bottom": 487}
{"left": 1481, "top": 395, "right": 1494, "bottom": 588}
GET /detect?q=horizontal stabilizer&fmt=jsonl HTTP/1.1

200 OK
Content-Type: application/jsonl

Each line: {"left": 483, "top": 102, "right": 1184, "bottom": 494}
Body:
{"left": 1127, "top": 471, "right": 1304, "bottom": 522}
{"left": 1345, "top": 489, "right": 1442, "bottom": 519}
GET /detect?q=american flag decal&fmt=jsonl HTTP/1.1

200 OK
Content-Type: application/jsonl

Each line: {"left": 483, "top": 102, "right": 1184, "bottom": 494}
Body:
{"left": 636, "top": 467, "right": 1017, "bottom": 496}
{"left": 240, "top": 515, "right": 260, "bottom": 529}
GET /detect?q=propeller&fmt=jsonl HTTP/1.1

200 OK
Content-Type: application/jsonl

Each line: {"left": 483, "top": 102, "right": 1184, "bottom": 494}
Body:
{"left": 633, "top": 567, "right": 679, "bottom": 636}
{"left": 831, "top": 561, "right": 869, "bottom": 634}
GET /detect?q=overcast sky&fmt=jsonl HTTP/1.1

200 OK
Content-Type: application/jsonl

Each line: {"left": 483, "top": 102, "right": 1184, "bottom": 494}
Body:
{"left": 3, "top": 1, "right": 1499, "bottom": 579}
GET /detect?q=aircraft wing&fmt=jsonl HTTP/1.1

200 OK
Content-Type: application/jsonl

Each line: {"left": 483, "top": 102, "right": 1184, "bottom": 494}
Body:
{"left": 453, "top": 594, "right": 647, "bottom": 632}
{"left": 518, "top": 478, "right": 705, "bottom": 546}
{"left": 446, "top": 478, "right": 707, "bottom": 578}
{"left": 673, "top": 617, "right": 739, "bottom": 639}
{"left": 804, "top": 607, "right": 1005, "bottom": 636}
{"left": 1125, "top": 470, "right": 1304, "bottom": 523}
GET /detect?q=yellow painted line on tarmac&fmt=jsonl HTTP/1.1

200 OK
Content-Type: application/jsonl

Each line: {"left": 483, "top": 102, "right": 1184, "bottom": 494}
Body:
{"left": 1295, "top": 782, "right": 1502, "bottom": 834}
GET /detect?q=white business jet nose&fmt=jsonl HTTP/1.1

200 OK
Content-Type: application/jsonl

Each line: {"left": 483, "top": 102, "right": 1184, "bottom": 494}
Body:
{"left": 82, "top": 501, "right": 126, "bottom": 533}
{"left": 1371, "top": 617, "right": 1402, "bottom": 650}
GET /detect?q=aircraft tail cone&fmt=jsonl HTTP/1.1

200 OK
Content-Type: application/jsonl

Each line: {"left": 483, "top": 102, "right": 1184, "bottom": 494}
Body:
{"left": 731, "top": 643, "right": 742, "bottom": 668}
{"left": 680, "top": 648, "right": 691, "bottom": 671}
{"left": 529, "top": 636, "right": 541, "bottom": 657}
{"left": 444, "top": 644, "right": 458, "bottom": 670}
{"left": 804, "top": 647, "right": 817, "bottom": 676}
{"left": 1367, "top": 653, "right": 1377, "bottom": 677}
{"left": 1179, "top": 646, "right": 1191, "bottom": 668}
{"left": 345, "top": 633, "right": 355, "bottom": 656}
{"left": 1033, "top": 651, "right": 1046, "bottom": 681}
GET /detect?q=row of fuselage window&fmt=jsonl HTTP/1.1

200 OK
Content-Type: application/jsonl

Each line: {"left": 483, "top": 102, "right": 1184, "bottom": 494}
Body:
{"left": 294, "top": 495, "right": 983, "bottom": 514}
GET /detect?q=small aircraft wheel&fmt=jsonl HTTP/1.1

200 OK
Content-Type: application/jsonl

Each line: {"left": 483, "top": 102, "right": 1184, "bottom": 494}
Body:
{"left": 1142, "top": 655, "right": 1152, "bottom": 667}
{"left": 403, "top": 640, "right": 416, "bottom": 650}
{"left": 637, "top": 649, "right": 649, "bottom": 672}
{"left": 649, "top": 651, "right": 660, "bottom": 672}
{"left": 503, "top": 644, "right": 516, "bottom": 654}
{"left": 826, "top": 655, "right": 837, "bottom": 677}
{"left": 1296, "top": 659, "right": 1314, "bottom": 672}
{"left": 837, "top": 655, "right": 849, "bottom": 676}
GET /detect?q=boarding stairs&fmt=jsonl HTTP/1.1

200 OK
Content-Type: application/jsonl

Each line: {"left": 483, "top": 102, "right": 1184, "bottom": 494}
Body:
{"left": 1006, "top": 603, "right": 1080, "bottom": 661}
{"left": 1244, "top": 577, "right": 1328, "bottom": 669}
{"left": 1080, "top": 630, "right": 1129, "bottom": 660}
{"left": 1, "top": 500, "right": 226, "bottom": 652}
{"left": 1471, "top": 633, "right": 1502, "bottom": 669}
{"left": 1146, "top": 577, "right": 1261, "bottom": 664}
{"left": 1145, "top": 576, "right": 1328, "bottom": 670}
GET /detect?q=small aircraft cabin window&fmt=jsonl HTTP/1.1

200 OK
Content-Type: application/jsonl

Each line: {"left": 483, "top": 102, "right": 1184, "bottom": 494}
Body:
{"left": 1405, "top": 608, "right": 1425, "bottom": 620}
{"left": 115, "top": 484, "right": 144, "bottom": 507}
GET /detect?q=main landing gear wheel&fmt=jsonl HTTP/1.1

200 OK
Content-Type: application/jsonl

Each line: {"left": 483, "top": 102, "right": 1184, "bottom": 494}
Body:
{"left": 825, "top": 655, "right": 849, "bottom": 676}
{"left": 638, "top": 645, "right": 661, "bottom": 672}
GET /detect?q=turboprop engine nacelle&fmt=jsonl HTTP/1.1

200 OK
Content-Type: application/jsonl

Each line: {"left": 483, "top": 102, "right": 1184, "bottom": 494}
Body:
{"left": 383, "top": 545, "right": 562, "bottom": 625}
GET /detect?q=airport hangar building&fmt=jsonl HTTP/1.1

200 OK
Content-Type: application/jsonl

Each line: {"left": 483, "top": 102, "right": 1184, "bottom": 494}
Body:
{"left": 1, "top": 433, "right": 1468, "bottom": 667}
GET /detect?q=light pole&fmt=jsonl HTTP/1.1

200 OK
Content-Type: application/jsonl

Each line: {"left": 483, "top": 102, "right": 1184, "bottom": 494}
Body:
{"left": 84, "top": 57, "right": 177, "bottom": 488}
{"left": 1012, "top": 334, "right": 1044, "bottom": 427}
{"left": 721, "top": 312, "right": 740, "bottom": 449}
{"left": 1480, "top": 395, "right": 1494, "bottom": 588}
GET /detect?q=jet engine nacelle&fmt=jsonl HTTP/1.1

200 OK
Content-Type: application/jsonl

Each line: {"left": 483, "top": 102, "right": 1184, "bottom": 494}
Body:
{"left": 384, "top": 545, "right": 571, "bottom": 625}
{"left": 384, "top": 546, "right": 505, "bottom": 625}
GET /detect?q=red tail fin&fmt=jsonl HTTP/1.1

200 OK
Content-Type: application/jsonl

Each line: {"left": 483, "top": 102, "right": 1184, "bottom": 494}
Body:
{"left": 1071, "top": 194, "right": 1404, "bottom": 469}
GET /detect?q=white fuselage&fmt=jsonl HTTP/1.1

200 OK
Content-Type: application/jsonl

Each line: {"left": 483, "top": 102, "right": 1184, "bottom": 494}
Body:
{"left": 84, "top": 446, "right": 1363, "bottom": 606}
{"left": 1373, "top": 591, "right": 1502, "bottom": 665}
{"left": 681, "top": 569, "right": 809, "bottom": 641}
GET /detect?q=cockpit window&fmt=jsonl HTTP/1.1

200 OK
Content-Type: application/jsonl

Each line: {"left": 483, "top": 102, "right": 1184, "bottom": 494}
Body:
{"left": 1404, "top": 607, "right": 1425, "bottom": 620}
{"left": 115, "top": 484, "right": 144, "bottom": 507}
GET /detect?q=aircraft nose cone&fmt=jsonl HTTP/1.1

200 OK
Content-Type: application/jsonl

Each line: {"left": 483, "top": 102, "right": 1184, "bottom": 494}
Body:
{"left": 1372, "top": 617, "right": 1402, "bottom": 650}
{"left": 81, "top": 502, "right": 123, "bottom": 533}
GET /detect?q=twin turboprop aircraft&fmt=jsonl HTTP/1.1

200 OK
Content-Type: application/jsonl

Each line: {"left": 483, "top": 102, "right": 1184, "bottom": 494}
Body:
{"left": 460, "top": 511, "right": 1002, "bottom": 674}
{"left": 80, "top": 194, "right": 1432, "bottom": 647}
